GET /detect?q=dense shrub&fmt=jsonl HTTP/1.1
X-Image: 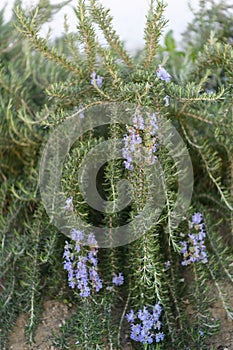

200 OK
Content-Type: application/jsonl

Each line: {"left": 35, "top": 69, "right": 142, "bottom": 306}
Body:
{"left": 0, "top": 0, "right": 232, "bottom": 349}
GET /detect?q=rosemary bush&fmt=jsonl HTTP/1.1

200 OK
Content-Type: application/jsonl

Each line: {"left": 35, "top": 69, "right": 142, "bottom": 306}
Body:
{"left": 0, "top": 0, "right": 232, "bottom": 349}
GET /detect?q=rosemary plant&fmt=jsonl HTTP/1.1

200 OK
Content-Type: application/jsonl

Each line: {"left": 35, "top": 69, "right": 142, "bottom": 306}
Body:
{"left": 0, "top": 0, "right": 232, "bottom": 349}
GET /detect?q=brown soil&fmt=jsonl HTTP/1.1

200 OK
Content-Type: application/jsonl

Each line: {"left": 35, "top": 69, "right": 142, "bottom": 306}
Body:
{"left": 204, "top": 281, "right": 233, "bottom": 350}
{"left": 7, "top": 282, "right": 233, "bottom": 350}
{"left": 8, "top": 300, "right": 75, "bottom": 350}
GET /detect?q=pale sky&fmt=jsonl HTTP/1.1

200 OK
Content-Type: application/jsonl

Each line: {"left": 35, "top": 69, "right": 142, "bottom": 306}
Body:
{"left": 3, "top": 0, "right": 200, "bottom": 51}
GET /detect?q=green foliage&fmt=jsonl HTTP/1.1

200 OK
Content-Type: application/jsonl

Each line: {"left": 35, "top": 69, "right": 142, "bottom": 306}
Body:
{"left": 183, "top": 0, "right": 233, "bottom": 53}
{"left": 0, "top": 0, "right": 232, "bottom": 349}
{"left": 143, "top": 0, "right": 168, "bottom": 68}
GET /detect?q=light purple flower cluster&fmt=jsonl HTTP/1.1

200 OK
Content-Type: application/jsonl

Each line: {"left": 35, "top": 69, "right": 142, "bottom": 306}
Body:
{"left": 122, "top": 111, "right": 158, "bottom": 170}
{"left": 156, "top": 65, "right": 171, "bottom": 82}
{"left": 180, "top": 212, "right": 208, "bottom": 266}
{"left": 126, "top": 303, "right": 164, "bottom": 344}
{"left": 91, "top": 71, "right": 103, "bottom": 88}
{"left": 63, "top": 229, "right": 102, "bottom": 297}
{"left": 122, "top": 126, "right": 142, "bottom": 170}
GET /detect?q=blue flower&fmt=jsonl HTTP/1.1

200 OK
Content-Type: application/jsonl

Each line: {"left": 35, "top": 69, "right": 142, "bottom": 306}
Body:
{"left": 91, "top": 71, "right": 103, "bottom": 88}
{"left": 152, "top": 303, "right": 162, "bottom": 321}
{"left": 126, "top": 310, "right": 135, "bottom": 323}
{"left": 199, "top": 329, "right": 204, "bottom": 337}
{"left": 88, "top": 249, "right": 98, "bottom": 266}
{"left": 123, "top": 160, "right": 134, "bottom": 170}
{"left": 192, "top": 212, "right": 203, "bottom": 225}
{"left": 180, "top": 241, "right": 188, "bottom": 254}
{"left": 87, "top": 232, "right": 98, "bottom": 246}
{"left": 157, "top": 65, "right": 171, "bottom": 82}
{"left": 155, "top": 332, "right": 165, "bottom": 343}
{"left": 122, "top": 128, "right": 142, "bottom": 170}
{"left": 126, "top": 303, "right": 164, "bottom": 345}
{"left": 112, "top": 272, "right": 124, "bottom": 286}
{"left": 138, "top": 306, "right": 150, "bottom": 322}
{"left": 180, "top": 213, "right": 208, "bottom": 265}
{"left": 71, "top": 228, "right": 84, "bottom": 242}
{"left": 96, "top": 75, "right": 103, "bottom": 87}
{"left": 65, "top": 197, "right": 73, "bottom": 211}
{"left": 63, "top": 227, "right": 102, "bottom": 297}
{"left": 122, "top": 112, "right": 158, "bottom": 170}
{"left": 89, "top": 267, "right": 103, "bottom": 292}
{"left": 63, "top": 241, "right": 73, "bottom": 260}
{"left": 132, "top": 112, "right": 145, "bottom": 130}
{"left": 79, "top": 284, "right": 90, "bottom": 297}
{"left": 130, "top": 324, "right": 142, "bottom": 342}
{"left": 149, "top": 113, "right": 158, "bottom": 136}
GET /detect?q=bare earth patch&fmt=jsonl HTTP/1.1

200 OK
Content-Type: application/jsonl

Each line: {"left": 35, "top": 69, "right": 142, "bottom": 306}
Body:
{"left": 8, "top": 300, "right": 74, "bottom": 350}
{"left": 204, "top": 281, "right": 233, "bottom": 350}
{"left": 7, "top": 283, "right": 233, "bottom": 350}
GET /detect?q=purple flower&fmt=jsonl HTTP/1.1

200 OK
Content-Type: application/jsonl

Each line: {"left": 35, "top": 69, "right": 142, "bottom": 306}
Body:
{"left": 132, "top": 112, "right": 144, "bottom": 130}
{"left": 89, "top": 267, "right": 103, "bottom": 292}
{"left": 122, "top": 111, "right": 159, "bottom": 170}
{"left": 197, "top": 226, "right": 206, "bottom": 240}
{"left": 91, "top": 71, "right": 96, "bottom": 81}
{"left": 63, "top": 241, "right": 73, "bottom": 260}
{"left": 65, "top": 263, "right": 75, "bottom": 288}
{"left": 157, "top": 65, "right": 171, "bottom": 82}
{"left": 180, "top": 241, "right": 188, "bottom": 254}
{"left": 88, "top": 250, "right": 98, "bottom": 266}
{"left": 124, "top": 160, "right": 134, "bottom": 170}
{"left": 126, "top": 310, "right": 135, "bottom": 323}
{"left": 76, "top": 257, "right": 88, "bottom": 280}
{"left": 96, "top": 75, "right": 103, "bottom": 87}
{"left": 130, "top": 130, "right": 142, "bottom": 146}
{"left": 122, "top": 124, "right": 143, "bottom": 170}
{"left": 192, "top": 212, "right": 203, "bottom": 225}
{"left": 91, "top": 71, "right": 103, "bottom": 88}
{"left": 199, "top": 329, "right": 204, "bottom": 337}
{"left": 126, "top": 303, "right": 164, "bottom": 345}
{"left": 74, "top": 244, "right": 81, "bottom": 253}
{"left": 65, "top": 197, "right": 73, "bottom": 211}
{"left": 153, "top": 303, "right": 162, "bottom": 319}
{"left": 130, "top": 324, "right": 142, "bottom": 342}
{"left": 75, "top": 257, "right": 91, "bottom": 297}
{"left": 146, "top": 335, "right": 154, "bottom": 344}
{"left": 63, "top": 230, "right": 102, "bottom": 297}
{"left": 64, "top": 260, "right": 73, "bottom": 273}
{"left": 149, "top": 113, "right": 158, "bottom": 136}
{"left": 87, "top": 232, "right": 98, "bottom": 246}
{"left": 142, "top": 317, "right": 154, "bottom": 332}
{"left": 71, "top": 228, "right": 84, "bottom": 242}
{"left": 79, "top": 285, "right": 91, "bottom": 297}
{"left": 112, "top": 272, "right": 124, "bottom": 286}
{"left": 156, "top": 332, "right": 165, "bottom": 343}
{"left": 180, "top": 213, "right": 208, "bottom": 265}
{"left": 138, "top": 306, "right": 150, "bottom": 322}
